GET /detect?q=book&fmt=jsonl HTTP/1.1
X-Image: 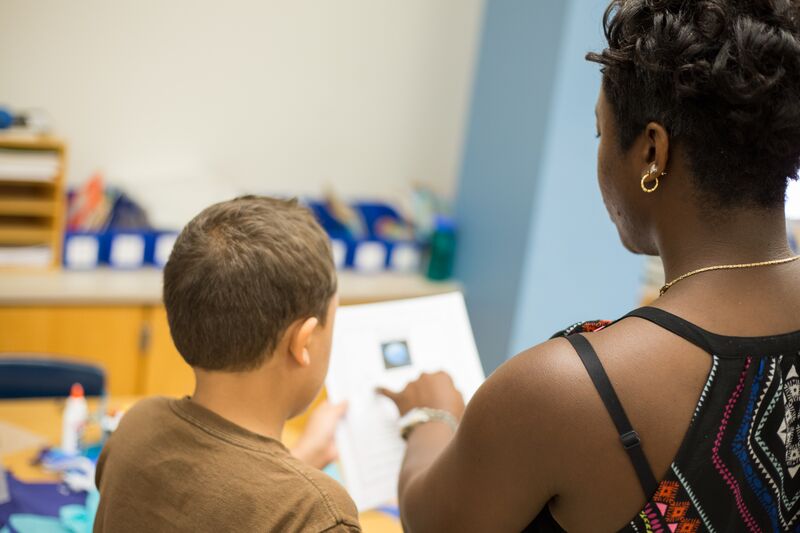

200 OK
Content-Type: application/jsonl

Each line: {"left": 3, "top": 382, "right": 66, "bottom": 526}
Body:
{"left": 0, "top": 245, "right": 53, "bottom": 267}
{"left": 0, "top": 149, "right": 60, "bottom": 181}
{"left": 325, "top": 292, "right": 485, "bottom": 511}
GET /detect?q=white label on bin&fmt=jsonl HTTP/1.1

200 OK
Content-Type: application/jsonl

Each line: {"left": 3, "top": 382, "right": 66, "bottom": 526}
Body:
{"left": 111, "top": 234, "right": 145, "bottom": 268}
{"left": 331, "top": 239, "right": 347, "bottom": 269}
{"left": 390, "top": 244, "right": 420, "bottom": 272}
{"left": 65, "top": 236, "right": 99, "bottom": 269}
{"left": 353, "top": 242, "right": 386, "bottom": 272}
{"left": 155, "top": 234, "right": 178, "bottom": 267}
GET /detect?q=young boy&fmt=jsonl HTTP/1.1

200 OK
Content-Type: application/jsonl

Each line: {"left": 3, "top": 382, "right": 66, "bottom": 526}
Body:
{"left": 94, "top": 196, "right": 360, "bottom": 532}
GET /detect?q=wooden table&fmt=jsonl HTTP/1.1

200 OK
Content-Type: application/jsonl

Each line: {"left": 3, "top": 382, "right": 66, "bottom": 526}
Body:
{"left": 0, "top": 397, "right": 401, "bottom": 533}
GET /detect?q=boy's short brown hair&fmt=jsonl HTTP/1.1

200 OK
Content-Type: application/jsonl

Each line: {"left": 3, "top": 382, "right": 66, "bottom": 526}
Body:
{"left": 163, "top": 196, "right": 337, "bottom": 371}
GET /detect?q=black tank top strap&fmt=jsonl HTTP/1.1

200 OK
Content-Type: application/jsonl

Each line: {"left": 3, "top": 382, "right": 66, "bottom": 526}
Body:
{"left": 620, "top": 306, "right": 800, "bottom": 357}
{"left": 620, "top": 306, "right": 716, "bottom": 354}
{"left": 564, "top": 333, "right": 658, "bottom": 498}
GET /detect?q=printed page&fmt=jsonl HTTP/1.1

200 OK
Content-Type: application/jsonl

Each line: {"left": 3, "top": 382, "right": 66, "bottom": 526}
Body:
{"left": 325, "top": 292, "right": 485, "bottom": 511}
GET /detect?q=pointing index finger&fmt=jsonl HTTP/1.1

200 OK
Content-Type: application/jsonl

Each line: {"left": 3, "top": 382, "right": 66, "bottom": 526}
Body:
{"left": 376, "top": 386, "right": 400, "bottom": 404}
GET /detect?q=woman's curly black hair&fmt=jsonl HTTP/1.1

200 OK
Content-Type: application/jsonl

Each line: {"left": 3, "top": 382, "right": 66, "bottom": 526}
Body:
{"left": 587, "top": 0, "right": 800, "bottom": 208}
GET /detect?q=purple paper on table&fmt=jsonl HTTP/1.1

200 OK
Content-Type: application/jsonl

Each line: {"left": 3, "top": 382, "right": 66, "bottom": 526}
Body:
{"left": 0, "top": 472, "right": 86, "bottom": 526}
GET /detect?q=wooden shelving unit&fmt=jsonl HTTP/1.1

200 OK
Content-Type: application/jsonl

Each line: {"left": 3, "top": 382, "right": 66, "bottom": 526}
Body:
{"left": 0, "top": 135, "right": 66, "bottom": 268}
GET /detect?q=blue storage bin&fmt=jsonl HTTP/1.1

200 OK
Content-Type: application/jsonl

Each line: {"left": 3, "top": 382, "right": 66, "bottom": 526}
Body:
{"left": 387, "top": 241, "right": 422, "bottom": 272}
{"left": 63, "top": 232, "right": 104, "bottom": 269}
{"left": 151, "top": 231, "right": 179, "bottom": 267}
{"left": 107, "top": 231, "right": 151, "bottom": 269}
{"left": 64, "top": 230, "right": 178, "bottom": 269}
{"left": 306, "top": 200, "right": 421, "bottom": 272}
{"left": 352, "top": 240, "right": 388, "bottom": 272}
{"left": 330, "top": 238, "right": 348, "bottom": 270}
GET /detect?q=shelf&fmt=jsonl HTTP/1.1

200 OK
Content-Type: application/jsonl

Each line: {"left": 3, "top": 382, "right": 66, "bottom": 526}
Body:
{"left": 0, "top": 176, "right": 59, "bottom": 186}
{"left": 0, "top": 135, "right": 65, "bottom": 152}
{"left": 0, "top": 225, "right": 53, "bottom": 245}
{"left": 0, "top": 136, "right": 66, "bottom": 268}
{"left": 0, "top": 198, "right": 56, "bottom": 217}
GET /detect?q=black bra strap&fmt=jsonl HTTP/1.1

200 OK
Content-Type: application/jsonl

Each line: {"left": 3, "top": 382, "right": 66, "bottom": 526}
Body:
{"left": 621, "top": 307, "right": 715, "bottom": 354}
{"left": 565, "top": 333, "right": 658, "bottom": 498}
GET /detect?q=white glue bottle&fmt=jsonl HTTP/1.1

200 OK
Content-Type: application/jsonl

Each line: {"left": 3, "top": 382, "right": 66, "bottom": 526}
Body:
{"left": 61, "top": 383, "right": 88, "bottom": 455}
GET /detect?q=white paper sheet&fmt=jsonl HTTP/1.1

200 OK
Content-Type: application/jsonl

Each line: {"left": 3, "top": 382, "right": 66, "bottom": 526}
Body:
{"left": 325, "top": 292, "right": 486, "bottom": 511}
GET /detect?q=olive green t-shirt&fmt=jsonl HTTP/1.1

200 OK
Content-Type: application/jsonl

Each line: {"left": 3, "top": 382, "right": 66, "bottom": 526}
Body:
{"left": 94, "top": 397, "right": 361, "bottom": 532}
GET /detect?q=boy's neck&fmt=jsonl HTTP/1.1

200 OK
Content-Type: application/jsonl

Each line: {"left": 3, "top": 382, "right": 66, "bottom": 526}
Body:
{"left": 190, "top": 367, "right": 291, "bottom": 441}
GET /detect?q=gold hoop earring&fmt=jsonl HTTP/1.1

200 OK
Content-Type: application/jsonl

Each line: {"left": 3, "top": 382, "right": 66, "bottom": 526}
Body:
{"left": 641, "top": 172, "right": 659, "bottom": 193}
{"left": 641, "top": 164, "right": 666, "bottom": 193}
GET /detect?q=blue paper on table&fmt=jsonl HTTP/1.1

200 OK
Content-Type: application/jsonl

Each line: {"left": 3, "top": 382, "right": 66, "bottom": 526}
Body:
{"left": 0, "top": 472, "right": 96, "bottom": 531}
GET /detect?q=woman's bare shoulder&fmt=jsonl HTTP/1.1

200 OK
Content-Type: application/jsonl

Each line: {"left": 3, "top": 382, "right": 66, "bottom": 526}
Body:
{"left": 471, "top": 335, "right": 603, "bottom": 433}
{"left": 485, "top": 320, "right": 631, "bottom": 407}
{"left": 471, "top": 319, "right": 670, "bottom": 447}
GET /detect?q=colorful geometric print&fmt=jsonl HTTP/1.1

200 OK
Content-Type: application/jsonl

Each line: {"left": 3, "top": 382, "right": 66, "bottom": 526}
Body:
{"left": 691, "top": 356, "right": 719, "bottom": 424}
{"left": 634, "top": 480, "right": 702, "bottom": 533}
{"left": 747, "top": 360, "right": 800, "bottom": 531}
{"left": 782, "top": 365, "right": 800, "bottom": 478}
{"left": 545, "top": 319, "right": 800, "bottom": 533}
{"left": 622, "top": 353, "right": 800, "bottom": 533}
{"left": 746, "top": 359, "right": 800, "bottom": 530}
{"left": 554, "top": 320, "right": 611, "bottom": 338}
{"left": 733, "top": 358, "right": 778, "bottom": 532}
{"left": 670, "top": 465, "right": 715, "bottom": 532}
{"left": 711, "top": 357, "right": 762, "bottom": 531}
{"left": 526, "top": 317, "right": 800, "bottom": 533}
{"left": 746, "top": 358, "right": 786, "bottom": 530}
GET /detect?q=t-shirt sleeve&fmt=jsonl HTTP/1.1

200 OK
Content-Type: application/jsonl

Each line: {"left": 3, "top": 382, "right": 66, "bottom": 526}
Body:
{"left": 291, "top": 459, "right": 362, "bottom": 532}
{"left": 319, "top": 522, "right": 362, "bottom": 533}
{"left": 317, "top": 479, "right": 361, "bottom": 532}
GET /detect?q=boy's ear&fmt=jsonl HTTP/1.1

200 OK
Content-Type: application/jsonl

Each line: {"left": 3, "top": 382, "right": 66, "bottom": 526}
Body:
{"left": 289, "top": 317, "right": 319, "bottom": 367}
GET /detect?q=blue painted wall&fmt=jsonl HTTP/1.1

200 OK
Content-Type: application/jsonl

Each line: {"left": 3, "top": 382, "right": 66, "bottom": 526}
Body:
{"left": 509, "top": 0, "right": 645, "bottom": 354}
{"left": 455, "top": 0, "right": 645, "bottom": 372}
{"left": 453, "top": 0, "right": 569, "bottom": 374}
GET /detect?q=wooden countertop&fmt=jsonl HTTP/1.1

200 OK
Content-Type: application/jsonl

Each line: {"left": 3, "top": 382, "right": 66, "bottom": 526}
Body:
{"left": 0, "top": 269, "right": 460, "bottom": 306}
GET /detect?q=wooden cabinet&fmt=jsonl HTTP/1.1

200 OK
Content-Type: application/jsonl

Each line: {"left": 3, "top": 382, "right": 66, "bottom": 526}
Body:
{"left": 0, "top": 270, "right": 460, "bottom": 396}
{"left": 139, "top": 306, "right": 194, "bottom": 397}
{"left": 0, "top": 306, "right": 194, "bottom": 396}
{"left": 0, "top": 306, "right": 145, "bottom": 394}
{"left": 0, "top": 305, "right": 192, "bottom": 396}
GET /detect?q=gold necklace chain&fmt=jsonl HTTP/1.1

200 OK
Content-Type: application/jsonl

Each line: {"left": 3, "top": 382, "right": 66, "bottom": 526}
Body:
{"left": 659, "top": 255, "right": 800, "bottom": 296}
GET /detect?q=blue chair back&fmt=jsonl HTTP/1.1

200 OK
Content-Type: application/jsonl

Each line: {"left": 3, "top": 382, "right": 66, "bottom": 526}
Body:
{"left": 0, "top": 357, "right": 105, "bottom": 399}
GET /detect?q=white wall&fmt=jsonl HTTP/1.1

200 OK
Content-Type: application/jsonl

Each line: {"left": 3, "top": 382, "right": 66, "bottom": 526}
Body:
{"left": 0, "top": 0, "right": 484, "bottom": 227}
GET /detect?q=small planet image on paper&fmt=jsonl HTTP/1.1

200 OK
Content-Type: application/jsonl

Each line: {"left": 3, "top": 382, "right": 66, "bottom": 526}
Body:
{"left": 381, "top": 340, "right": 412, "bottom": 369}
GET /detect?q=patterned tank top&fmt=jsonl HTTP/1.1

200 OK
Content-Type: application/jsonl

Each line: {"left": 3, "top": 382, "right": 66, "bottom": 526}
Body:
{"left": 524, "top": 307, "right": 800, "bottom": 532}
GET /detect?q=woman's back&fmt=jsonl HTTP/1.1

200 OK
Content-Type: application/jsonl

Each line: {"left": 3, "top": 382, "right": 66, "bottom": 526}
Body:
{"left": 538, "top": 267, "right": 800, "bottom": 531}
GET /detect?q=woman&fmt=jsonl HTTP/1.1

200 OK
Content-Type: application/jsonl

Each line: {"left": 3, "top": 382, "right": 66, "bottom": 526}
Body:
{"left": 378, "top": 0, "right": 800, "bottom": 531}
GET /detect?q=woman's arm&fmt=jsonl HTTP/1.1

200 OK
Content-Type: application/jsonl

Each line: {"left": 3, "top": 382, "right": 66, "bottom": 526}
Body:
{"left": 378, "top": 372, "right": 466, "bottom": 513}
{"left": 380, "top": 339, "right": 574, "bottom": 532}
